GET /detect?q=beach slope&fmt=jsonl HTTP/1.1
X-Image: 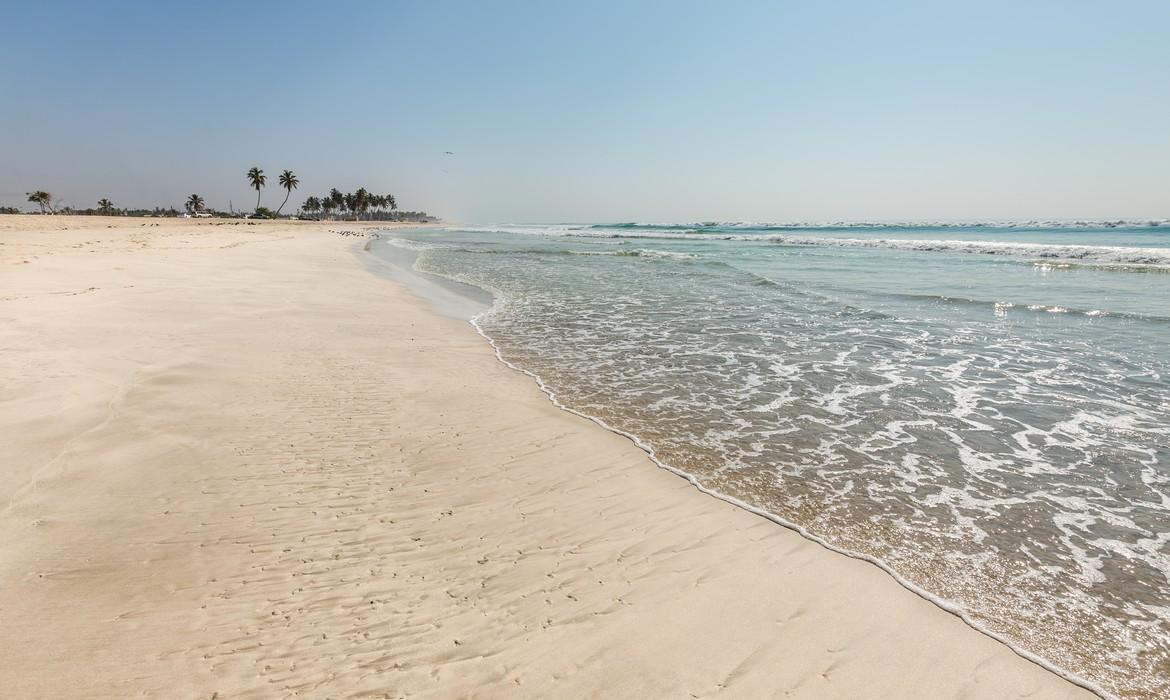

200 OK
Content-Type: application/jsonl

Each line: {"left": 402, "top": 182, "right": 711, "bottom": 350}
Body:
{"left": 0, "top": 215, "right": 1094, "bottom": 699}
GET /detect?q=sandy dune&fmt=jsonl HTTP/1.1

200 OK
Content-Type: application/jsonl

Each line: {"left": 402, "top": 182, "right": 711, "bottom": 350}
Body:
{"left": 0, "top": 215, "right": 1095, "bottom": 698}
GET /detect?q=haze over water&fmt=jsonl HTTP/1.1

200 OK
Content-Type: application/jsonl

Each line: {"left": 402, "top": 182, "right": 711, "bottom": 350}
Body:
{"left": 378, "top": 222, "right": 1170, "bottom": 699}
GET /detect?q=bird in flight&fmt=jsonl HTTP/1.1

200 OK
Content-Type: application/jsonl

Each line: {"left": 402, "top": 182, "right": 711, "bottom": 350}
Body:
{"left": 444, "top": 151, "right": 454, "bottom": 155}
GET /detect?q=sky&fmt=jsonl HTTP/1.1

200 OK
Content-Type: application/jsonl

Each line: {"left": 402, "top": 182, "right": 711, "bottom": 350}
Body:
{"left": 1, "top": 1, "right": 1167, "bottom": 223}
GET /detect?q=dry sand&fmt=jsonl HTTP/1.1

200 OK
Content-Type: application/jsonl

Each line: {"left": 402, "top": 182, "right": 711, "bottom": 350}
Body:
{"left": 0, "top": 215, "right": 1096, "bottom": 699}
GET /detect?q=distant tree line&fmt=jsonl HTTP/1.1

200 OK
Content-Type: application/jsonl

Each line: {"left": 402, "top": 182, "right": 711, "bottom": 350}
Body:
{"left": 8, "top": 171, "right": 433, "bottom": 222}
{"left": 0, "top": 192, "right": 182, "bottom": 216}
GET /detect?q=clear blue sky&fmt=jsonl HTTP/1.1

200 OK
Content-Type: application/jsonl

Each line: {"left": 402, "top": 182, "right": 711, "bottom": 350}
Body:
{"left": 1, "top": 1, "right": 1167, "bottom": 222}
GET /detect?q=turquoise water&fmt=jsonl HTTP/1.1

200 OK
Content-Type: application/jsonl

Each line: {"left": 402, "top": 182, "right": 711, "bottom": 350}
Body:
{"left": 377, "top": 222, "right": 1170, "bottom": 699}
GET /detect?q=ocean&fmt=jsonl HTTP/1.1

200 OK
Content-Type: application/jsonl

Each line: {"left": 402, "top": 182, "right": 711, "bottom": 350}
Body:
{"left": 372, "top": 221, "right": 1170, "bottom": 699}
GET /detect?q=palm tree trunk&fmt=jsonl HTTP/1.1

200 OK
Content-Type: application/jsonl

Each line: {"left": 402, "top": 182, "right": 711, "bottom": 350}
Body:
{"left": 255, "top": 188, "right": 261, "bottom": 211}
{"left": 277, "top": 190, "right": 290, "bottom": 215}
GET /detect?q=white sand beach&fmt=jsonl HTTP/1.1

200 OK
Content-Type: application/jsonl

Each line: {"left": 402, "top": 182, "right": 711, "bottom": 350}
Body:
{"left": 0, "top": 215, "right": 1096, "bottom": 699}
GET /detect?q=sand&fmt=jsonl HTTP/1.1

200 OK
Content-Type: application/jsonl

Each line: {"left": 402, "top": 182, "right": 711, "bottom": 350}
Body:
{"left": 0, "top": 214, "right": 1096, "bottom": 699}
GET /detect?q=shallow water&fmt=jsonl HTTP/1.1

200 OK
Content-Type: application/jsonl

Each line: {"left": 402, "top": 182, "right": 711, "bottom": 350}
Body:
{"left": 377, "top": 222, "right": 1170, "bottom": 699}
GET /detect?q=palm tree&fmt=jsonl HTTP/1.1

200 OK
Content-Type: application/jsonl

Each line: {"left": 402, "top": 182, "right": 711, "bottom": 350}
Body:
{"left": 385, "top": 194, "right": 396, "bottom": 212}
{"left": 185, "top": 194, "right": 205, "bottom": 214}
{"left": 276, "top": 169, "right": 299, "bottom": 215}
{"left": 357, "top": 191, "right": 369, "bottom": 217}
{"left": 97, "top": 198, "right": 114, "bottom": 215}
{"left": 246, "top": 167, "right": 266, "bottom": 211}
{"left": 320, "top": 196, "right": 335, "bottom": 219}
{"left": 26, "top": 191, "right": 53, "bottom": 214}
{"left": 328, "top": 188, "right": 344, "bottom": 218}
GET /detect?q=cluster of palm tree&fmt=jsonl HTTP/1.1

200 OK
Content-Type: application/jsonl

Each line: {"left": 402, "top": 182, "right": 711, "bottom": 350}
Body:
{"left": 300, "top": 188, "right": 397, "bottom": 220}
{"left": 245, "top": 166, "right": 300, "bottom": 215}
{"left": 26, "top": 191, "right": 55, "bottom": 214}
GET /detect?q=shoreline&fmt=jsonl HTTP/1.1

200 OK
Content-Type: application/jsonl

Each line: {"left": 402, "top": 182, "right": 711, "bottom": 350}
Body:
{"left": 464, "top": 312, "right": 1110, "bottom": 700}
{"left": 370, "top": 231, "right": 1112, "bottom": 700}
{"left": 1, "top": 215, "right": 1096, "bottom": 698}
{"left": 376, "top": 228, "right": 1110, "bottom": 699}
